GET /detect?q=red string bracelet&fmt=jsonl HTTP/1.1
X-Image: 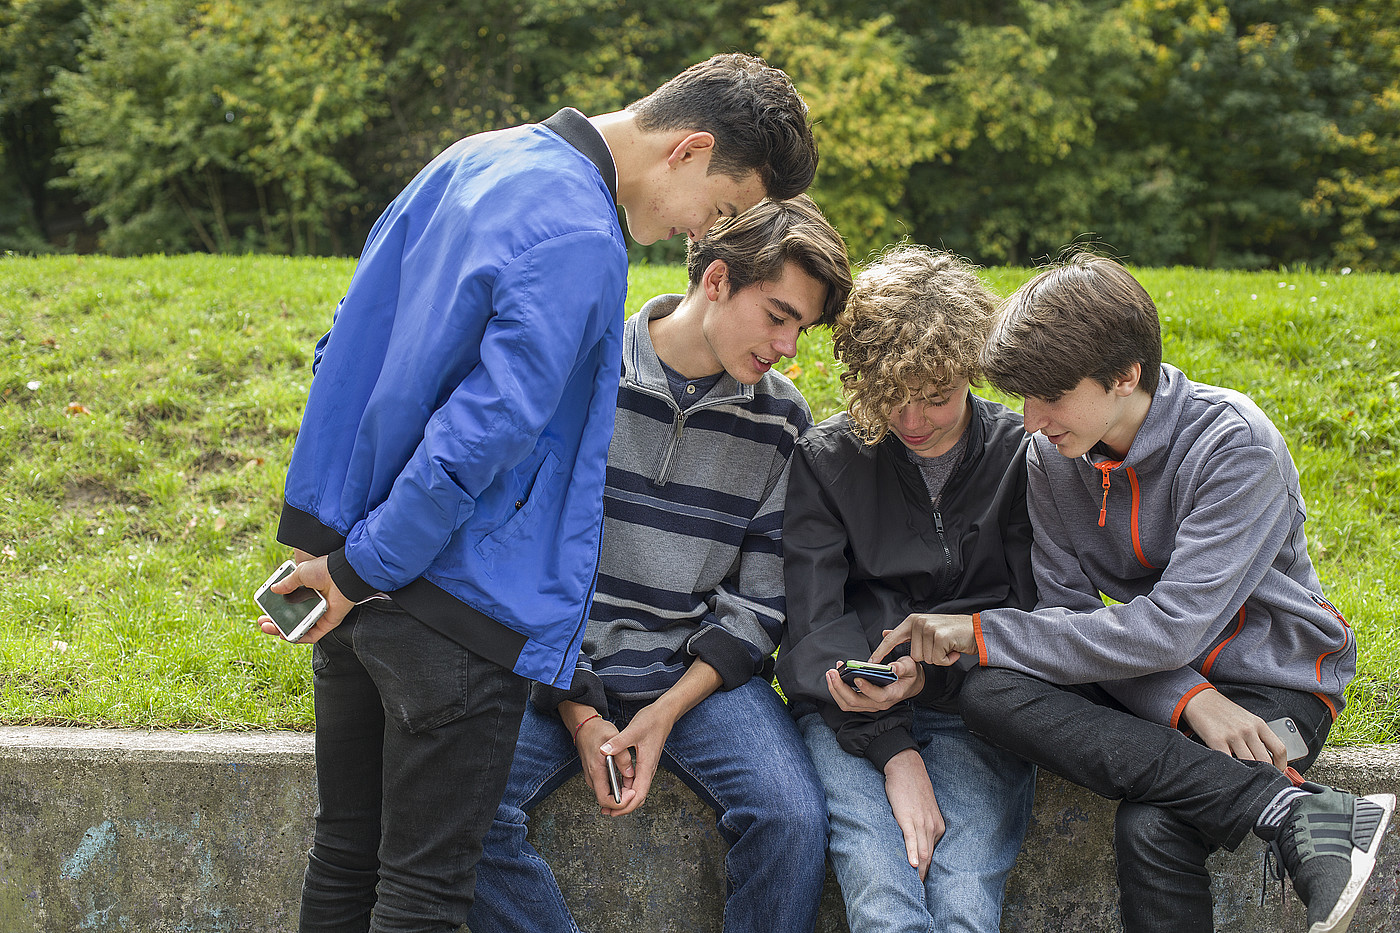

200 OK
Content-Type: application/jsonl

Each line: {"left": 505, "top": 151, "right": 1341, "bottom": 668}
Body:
{"left": 572, "top": 712, "right": 601, "bottom": 740}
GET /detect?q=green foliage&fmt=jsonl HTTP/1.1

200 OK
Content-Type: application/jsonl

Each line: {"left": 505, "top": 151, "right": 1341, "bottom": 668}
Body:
{"left": 2, "top": 257, "right": 1399, "bottom": 742}
{"left": 1301, "top": 0, "right": 1400, "bottom": 271}
{"left": 52, "top": 0, "right": 385, "bottom": 255}
{"left": 0, "top": 0, "right": 90, "bottom": 249}
{"left": 910, "top": 0, "right": 1161, "bottom": 264}
{"left": 755, "top": 3, "right": 942, "bottom": 260}
{"left": 3, "top": 0, "right": 1400, "bottom": 267}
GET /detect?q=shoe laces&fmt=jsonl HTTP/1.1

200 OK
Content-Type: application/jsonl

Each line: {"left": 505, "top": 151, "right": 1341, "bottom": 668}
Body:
{"left": 1261, "top": 839, "right": 1288, "bottom": 909}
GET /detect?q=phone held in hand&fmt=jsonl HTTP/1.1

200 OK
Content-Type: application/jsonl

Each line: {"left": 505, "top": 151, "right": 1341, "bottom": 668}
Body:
{"left": 606, "top": 754, "right": 622, "bottom": 804}
{"left": 254, "top": 560, "right": 327, "bottom": 642}
{"left": 837, "top": 659, "right": 899, "bottom": 689}
{"left": 1266, "top": 717, "right": 1310, "bottom": 762}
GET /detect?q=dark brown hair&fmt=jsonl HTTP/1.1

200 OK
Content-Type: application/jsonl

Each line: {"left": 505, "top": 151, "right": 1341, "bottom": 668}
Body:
{"left": 629, "top": 53, "right": 818, "bottom": 200}
{"left": 981, "top": 253, "right": 1162, "bottom": 400}
{"left": 686, "top": 195, "right": 852, "bottom": 327}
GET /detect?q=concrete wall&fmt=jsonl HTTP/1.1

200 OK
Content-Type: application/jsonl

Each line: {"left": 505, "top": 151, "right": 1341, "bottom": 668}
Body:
{"left": 2, "top": 726, "right": 1396, "bottom": 932}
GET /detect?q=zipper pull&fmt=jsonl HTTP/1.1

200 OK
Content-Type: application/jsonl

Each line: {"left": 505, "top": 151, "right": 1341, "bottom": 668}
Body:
{"left": 1097, "top": 463, "right": 1112, "bottom": 527}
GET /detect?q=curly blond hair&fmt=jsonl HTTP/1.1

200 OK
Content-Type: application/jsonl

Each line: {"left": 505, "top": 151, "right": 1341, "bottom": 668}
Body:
{"left": 833, "top": 245, "right": 999, "bottom": 444}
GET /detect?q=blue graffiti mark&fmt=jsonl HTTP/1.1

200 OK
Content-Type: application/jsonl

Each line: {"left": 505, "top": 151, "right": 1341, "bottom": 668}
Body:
{"left": 61, "top": 821, "right": 115, "bottom": 880}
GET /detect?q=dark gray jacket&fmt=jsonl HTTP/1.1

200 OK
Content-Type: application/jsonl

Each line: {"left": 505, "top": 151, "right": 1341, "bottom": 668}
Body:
{"left": 775, "top": 396, "right": 1037, "bottom": 769}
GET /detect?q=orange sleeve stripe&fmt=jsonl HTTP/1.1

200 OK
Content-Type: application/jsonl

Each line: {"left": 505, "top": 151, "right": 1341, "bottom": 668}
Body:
{"left": 972, "top": 612, "right": 988, "bottom": 666}
{"left": 1171, "top": 683, "right": 1214, "bottom": 730}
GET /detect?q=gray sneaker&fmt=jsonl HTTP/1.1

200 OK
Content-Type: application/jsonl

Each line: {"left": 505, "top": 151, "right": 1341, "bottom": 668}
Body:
{"left": 1270, "top": 782, "right": 1395, "bottom": 933}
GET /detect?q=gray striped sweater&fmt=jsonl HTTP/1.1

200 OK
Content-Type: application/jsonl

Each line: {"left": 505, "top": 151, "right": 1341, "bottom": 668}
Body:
{"left": 533, "top": 294, "right": 812, "bottom": 714}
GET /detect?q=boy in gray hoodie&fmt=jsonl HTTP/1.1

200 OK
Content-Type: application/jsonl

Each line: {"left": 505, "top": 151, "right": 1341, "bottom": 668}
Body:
{"left": 871, "top": 254, "right": 1392, "bottom": 933}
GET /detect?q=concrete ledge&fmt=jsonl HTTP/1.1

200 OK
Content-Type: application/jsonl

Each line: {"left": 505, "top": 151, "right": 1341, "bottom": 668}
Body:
{"left": 1, "top": 726, "right": 1396, "bottom": 932}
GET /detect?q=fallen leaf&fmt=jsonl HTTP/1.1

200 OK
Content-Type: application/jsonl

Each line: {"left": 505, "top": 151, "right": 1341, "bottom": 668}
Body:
{"left": 65, "top": 402, "right": 92, "bottom": 416}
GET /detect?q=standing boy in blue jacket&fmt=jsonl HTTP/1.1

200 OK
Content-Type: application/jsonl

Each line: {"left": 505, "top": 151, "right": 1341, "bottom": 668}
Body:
{"left": 258, "top": 54, "right": 820, "bottom": 933}
{"left": 464, "top": 195, "right": 851, "bottom": 933}
{"left": 874, "top": 255, "right": 1393, "bottom": 933}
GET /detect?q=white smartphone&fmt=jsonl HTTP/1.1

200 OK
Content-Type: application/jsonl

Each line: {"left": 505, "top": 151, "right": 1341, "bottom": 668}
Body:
{"left": 1266, "top": 717, "right": 1310, "bottom": 762}
{"left": 254, "top": 560, "right": 327, "bottom": 642}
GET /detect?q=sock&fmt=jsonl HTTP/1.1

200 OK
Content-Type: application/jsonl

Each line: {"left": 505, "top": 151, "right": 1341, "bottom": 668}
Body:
{"left": 1256, "top": 786, "right": 1310, "bottom": 838}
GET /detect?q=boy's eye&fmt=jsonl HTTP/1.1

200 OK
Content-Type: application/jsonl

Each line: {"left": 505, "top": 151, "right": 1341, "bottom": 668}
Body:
{"left": 769, "top": 314, "right": 784, "bottom": 326}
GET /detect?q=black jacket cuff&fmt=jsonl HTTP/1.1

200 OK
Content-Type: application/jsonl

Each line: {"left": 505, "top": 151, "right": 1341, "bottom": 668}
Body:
{"left": 531, "top": 668, "right": 607, "bottom": 717}
{"left": 326, "top": 548, "right": 379, "bottom": 603}
{"left": 864, "top": 726, "right": 919, "bottom": 772}
{"left": 687, "top": 627, "right": 757, "bottom": 690}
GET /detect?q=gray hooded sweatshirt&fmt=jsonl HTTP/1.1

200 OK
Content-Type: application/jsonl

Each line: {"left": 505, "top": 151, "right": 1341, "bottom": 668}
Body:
{"left": 975, "top": 364, "right": 1354, "bottom": 727}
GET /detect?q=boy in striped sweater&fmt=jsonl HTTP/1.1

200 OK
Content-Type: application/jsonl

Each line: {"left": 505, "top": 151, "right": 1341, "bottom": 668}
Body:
{"left": 465, "top": 195, "right": 852, "bottom": 933}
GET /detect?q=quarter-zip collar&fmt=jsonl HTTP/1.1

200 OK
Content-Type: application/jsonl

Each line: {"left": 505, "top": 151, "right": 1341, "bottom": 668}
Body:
{"left": 623, "top": 295, "right": 753, "bottom": 485}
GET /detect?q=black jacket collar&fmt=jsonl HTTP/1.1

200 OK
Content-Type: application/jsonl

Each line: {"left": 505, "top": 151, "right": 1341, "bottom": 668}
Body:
{"left": 542, "top": 108, "right": 617, "bottom": 203}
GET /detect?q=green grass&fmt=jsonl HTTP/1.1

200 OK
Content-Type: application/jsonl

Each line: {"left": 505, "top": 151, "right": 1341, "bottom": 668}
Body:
{"left": 2, "top": 255, "right": 1397, "bottom": 743}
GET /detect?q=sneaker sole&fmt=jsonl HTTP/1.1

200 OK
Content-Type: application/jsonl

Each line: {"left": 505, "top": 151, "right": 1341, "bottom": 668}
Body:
{"left": 1310, "top": 792, "right": 1395, "bottom": 933}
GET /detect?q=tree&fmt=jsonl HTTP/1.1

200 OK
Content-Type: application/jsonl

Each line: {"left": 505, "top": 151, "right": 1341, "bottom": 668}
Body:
{"left": 0, "top": 0, "right": 92, "bottom": 249}
{"left": 53, "top": 0, "right": 385, "bottom": 254}
{"left": 901, "top": 0, "right": 1161, "bottom": 265}
{"left": 1303, "top": 0, "right": 1400, "bottom": 270}
{"left": 754, "top": 2, "right": 943, "bottom": 260}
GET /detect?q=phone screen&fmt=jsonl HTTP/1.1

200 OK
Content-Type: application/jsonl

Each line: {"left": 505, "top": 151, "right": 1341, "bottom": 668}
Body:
{"left": 256, "top": 563, "right": 325, "bottom": 637}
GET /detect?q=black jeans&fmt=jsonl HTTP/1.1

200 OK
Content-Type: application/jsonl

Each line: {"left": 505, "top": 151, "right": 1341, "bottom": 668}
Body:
{"left": 960, "top": 667, "right": 1332, "bottom": 933}
{"left": 298, "top": 602, "right": 529, "bottom": 933}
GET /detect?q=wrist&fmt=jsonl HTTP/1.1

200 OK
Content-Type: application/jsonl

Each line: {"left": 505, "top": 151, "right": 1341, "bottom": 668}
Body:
{"left": 572, "top": 712, "right": 601, "bottom": 741}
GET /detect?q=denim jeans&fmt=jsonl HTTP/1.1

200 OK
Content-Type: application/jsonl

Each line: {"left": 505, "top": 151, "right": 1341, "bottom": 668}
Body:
{"left": 464, "top": 676, "right": 829, "bottom": 933}
{"left": 798, "top": 707, "right": 1036, "bottom": 933}
{"left": 298, "top": 602, "right": 529, "bottom": 933}
{"left": 959, "top": 667, "right": 1332, "bottom": 933}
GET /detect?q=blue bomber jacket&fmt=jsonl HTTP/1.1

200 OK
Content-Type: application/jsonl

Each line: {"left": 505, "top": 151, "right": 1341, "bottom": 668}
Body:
{"left": 277, "top": 109, "right": 627, "bottom": 687}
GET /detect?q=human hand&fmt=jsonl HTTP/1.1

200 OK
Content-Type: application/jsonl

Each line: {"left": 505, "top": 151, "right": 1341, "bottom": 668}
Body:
{"left": 256, "top": 554, "right": 354, "bottom": 643}
{"left": 1180, "top": 688, "right": 1287, "bottom": 770}
{"left": 883, "top": 749, "right": 945, "bottom": 880}
{"left": 567, "top": 710, "right": 639, "bottom": 815}
{"left": 825, "top": 657, "right": 925, "bottom": 713}
{"left": 597, "top": 703, "right": 678, "bottom": 817}
{"left": 871, "top": 613, "right": 975, "bottom": 667}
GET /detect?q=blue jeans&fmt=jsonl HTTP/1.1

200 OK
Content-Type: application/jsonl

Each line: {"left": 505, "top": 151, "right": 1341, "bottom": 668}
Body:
{"left": 798, "top": 707, "right": 1036, "bottom": 933}
{"left": 298, "top": 602, "right": 529, "bottom": 933}
{"left": 959, "top": 667, "right": 1332, "bottom": 933}
{"left": 465, "top": 677, "right": 829, "bottom": 933}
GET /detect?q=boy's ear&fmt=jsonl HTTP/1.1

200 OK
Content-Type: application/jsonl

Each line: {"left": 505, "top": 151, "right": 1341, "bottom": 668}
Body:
{"left": 667, "top": 131, "right": 716, "bottom": 169}
{"left": 1112, "top": 362, "right": 1143, "bottom": 396}
{"left": 701, "top": 259, "right": 729, "bottom": 301}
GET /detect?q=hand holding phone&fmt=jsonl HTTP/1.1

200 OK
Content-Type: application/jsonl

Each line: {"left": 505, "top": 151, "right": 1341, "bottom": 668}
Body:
{"left": 837, "top": 659, "right": 899, "bottom": 690}
{"left": 605, "top": 754, "right": 622, "bottom": 804}
{"left": 254, "top": 560, "right": 327, "bottom": 642}
{"left": 1266, "top": 717, "right": 1309, "bottom": 762}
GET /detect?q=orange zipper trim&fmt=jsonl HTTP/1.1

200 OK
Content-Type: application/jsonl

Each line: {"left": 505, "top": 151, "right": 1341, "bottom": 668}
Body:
{"left": 1093, "top": 461, "right": 1154, "bottom": 568}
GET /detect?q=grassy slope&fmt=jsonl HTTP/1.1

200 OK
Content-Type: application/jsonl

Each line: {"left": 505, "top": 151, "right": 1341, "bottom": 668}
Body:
{"left": 1, "top": 255, "right": 1396, "bottom": 741}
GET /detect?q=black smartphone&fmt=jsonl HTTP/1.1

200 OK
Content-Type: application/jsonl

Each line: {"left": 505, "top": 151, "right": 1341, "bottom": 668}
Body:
{"left": 837, "top": 660, "right": 899, "bottom": 689}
